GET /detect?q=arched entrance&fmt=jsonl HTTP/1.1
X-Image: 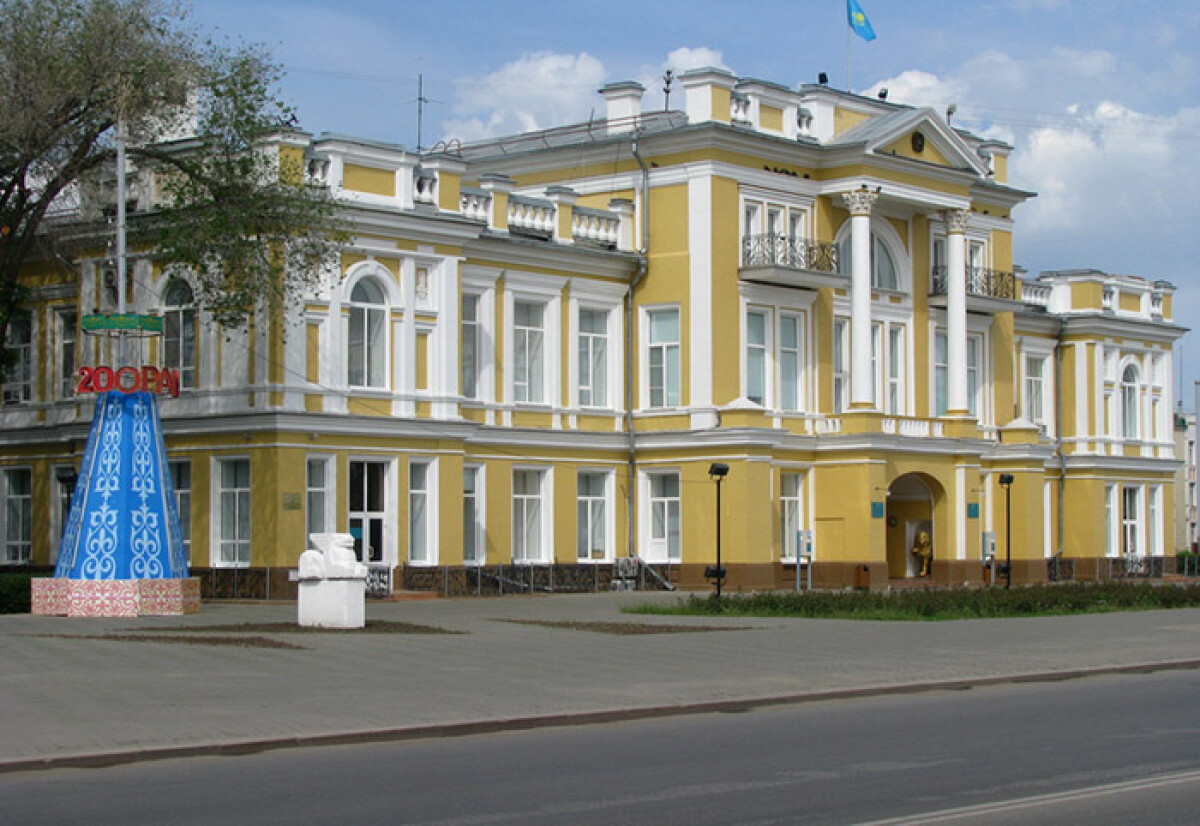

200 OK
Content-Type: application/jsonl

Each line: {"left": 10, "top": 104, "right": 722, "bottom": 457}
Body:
{"left": 885, "top": 474, "right": 939, "bottom": 579}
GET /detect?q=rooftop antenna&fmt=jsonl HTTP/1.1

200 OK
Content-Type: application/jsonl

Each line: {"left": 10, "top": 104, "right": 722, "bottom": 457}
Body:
{"left": 662, "top": 69, "right": 674, "bottom": 110}
{"left": 416, "top": 73, "right": 427, "bottom": 153}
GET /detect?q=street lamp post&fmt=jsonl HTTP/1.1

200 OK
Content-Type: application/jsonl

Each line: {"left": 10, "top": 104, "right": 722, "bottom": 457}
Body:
{"left": 999, "top": 473, "right": 1014, "bottom": 589}
{"left": 708, "top": 463, "right": 729, "bottom": 597}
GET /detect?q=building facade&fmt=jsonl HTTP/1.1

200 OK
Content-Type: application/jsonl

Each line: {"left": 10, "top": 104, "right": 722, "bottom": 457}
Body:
{"left": 1, "top": 69, "right": 1185, "bottom": 593}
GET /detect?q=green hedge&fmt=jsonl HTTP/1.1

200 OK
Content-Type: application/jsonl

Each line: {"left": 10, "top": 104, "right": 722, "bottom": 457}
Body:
{"left": 0, "top": 572, "right": 35, "bottom": 614}
{"left": 1177, "top": 552, "right": 1200, "bottom": 577}
{"left": 634, "top": 582, "right": 1200, "bottom": 621}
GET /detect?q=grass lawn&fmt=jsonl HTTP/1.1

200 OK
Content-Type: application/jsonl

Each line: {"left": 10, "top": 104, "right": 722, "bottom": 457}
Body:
{"left": 626, "top": 582, "right": 1200, "bottom": 621}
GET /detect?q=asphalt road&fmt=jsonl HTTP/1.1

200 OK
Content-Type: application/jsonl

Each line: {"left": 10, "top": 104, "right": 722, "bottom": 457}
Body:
{"left": 4, "top": 667, "right": 1199, "bottom": 825}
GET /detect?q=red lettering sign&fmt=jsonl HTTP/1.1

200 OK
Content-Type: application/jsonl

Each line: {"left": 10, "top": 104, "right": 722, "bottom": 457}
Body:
{"left": 76, "top": 366, "right": 182, "bottom": 398}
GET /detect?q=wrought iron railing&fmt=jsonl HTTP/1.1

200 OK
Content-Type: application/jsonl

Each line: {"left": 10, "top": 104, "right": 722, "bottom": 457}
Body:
{"left": 930, "top": 266, "right": 1020, "bottom": 300}
{"left": 741, "top": 234, "right": 839, "bottom": 273}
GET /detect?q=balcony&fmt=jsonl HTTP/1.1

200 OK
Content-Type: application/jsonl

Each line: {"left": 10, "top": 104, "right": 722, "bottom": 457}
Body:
{"left": 929, "top": 266, "right": 1023, "bottom": 313}
{"left": 740, "top": 234, "right": 843, "bottom": 290}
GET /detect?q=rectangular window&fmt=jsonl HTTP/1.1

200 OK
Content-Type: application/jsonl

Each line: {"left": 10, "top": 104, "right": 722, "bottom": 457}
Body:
{"left": 578, "top": 309, "right": 608, "bottom": 408}
{"left": 967, "top": 337, "right": 980, "bottom": 419}
{"left": 1025, "top": 355, "right": 1046, "bottom": 427}
{"left": 1122, "top": 485, "right": 1141, "bottom": 556}
{"left": 461, "top": 294, "right": 480, "bottom": 399}
{"left": 832, "top": 318, "right": 848, "bottom": 414}
{"left": 934, "top": 332, "right": 948, "bottom": 416}
{"left": 217, "top": 459, "right": 251, "bottom": 568}
{"left": 577, "top": 471, "right": 609, "bottom": 561}
{"left": 409, "top": 462, "right": 430, "bottom": 564}
{"left": 780, "top": 472, "right": 804, "bottom": 562}
{"left": 463, "top": 466, "right": 483, "bottom": 565}
{"left": 887, "top": 326, "right": 904, "bottom": 415}
{"left": 169, "top": 460, "right": 192, "bottom": 564}
{"left": 163, "top": 305, "right": 197, "bottom": 389}
{"left": 1149, "top": 485, "right": 1162, "bottom": 557}
{"left": 746, "top": 309, "right": 768, "bottom": 406}
{"left": 1105, "top": 484, "right": 1117, "bottom": 557}
{"left": 935, "top": 332, "right": 981, "bottom": 418}
{"left": 57, "top": 310, "right": 77, "bottom": 399}
{"left": 512, "top": 469, "right": 544, "bottom": 563}
{"left": 649, "top": 473, "right": 682, "bottom": 562}
{"left": 648, "top": 309, "right": 681, "bottom": 408}
{"left": 780, "top": 314, "right": 802, "bottom": 412}
{"left": 2, "top": 316, "right": 32, "bottom": 404}
{"left": 513, "top": 301, "right": 545, "bottom": 403}
{"left": 2, "top": 468, "right": 32, "bottom": 564}
{"left": 349, "top": 460, "right": 387, "bottom": 563}
{"left": 305, "top": 458, "right": 331, "bottom": 551}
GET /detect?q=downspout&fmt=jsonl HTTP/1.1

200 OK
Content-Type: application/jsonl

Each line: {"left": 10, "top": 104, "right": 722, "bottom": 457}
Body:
{"left": 627, "top": 140, "right": 650, "bottom": 561}
{"left": 1054, "top": 316, "right": 1066, "bottom": 560}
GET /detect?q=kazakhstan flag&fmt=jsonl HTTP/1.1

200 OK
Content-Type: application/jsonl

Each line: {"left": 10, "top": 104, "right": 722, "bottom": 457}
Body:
{"left": 847, "top": 0, "right": 876, "bottom": 41}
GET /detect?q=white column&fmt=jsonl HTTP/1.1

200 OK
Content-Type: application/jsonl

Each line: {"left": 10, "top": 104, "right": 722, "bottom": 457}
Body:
{"left": 843, "top": 189, "right": 878, "bottom": 409}
{"left": 944, "top": 209, "right": 971, "bottom": 416}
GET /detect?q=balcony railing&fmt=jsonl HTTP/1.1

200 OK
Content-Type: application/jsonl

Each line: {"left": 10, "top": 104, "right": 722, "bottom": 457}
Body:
{"left": 741, "top": 234, "right": 839, "bottom": 273}
{"left": 930, "top": 266, "right": 1019, "bottom": 301}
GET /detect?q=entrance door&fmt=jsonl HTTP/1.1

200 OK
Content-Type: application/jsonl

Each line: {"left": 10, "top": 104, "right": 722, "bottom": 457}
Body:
{"left": 885, "top": 474, "right": 936, "bottom": 578}
{"left": 348, "top": 460, "right": 388, "bottom": 564}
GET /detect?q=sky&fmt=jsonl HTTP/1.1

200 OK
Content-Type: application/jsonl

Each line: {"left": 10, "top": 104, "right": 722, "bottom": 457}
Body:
{"left": 191, "top": 0, "right": 1200, "bottom": 405}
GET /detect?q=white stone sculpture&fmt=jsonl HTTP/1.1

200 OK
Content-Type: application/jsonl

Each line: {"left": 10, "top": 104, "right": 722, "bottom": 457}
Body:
{"left": 297, "top": 533, "right": 368, "bottom": 629}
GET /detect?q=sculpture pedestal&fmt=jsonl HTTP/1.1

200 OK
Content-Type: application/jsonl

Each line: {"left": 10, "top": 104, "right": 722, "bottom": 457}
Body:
{"left": 297, "top": 578, "right": 366, "bottom": 629}
{"left": 31, "top": 578, "right": 200, "bottom": 617}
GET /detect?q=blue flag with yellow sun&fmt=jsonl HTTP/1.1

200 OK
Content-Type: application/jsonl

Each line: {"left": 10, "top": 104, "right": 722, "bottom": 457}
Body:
{"left": 847, "top": 0, "right": 876, "bottom": 41}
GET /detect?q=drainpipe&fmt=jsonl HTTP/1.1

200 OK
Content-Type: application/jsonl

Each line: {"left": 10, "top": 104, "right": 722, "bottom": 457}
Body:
{"left": 626, "top": 141, "right": 650, "bottom": 561}
{"left": 1054, "top": 317, "right": 1066, "bottom": 559}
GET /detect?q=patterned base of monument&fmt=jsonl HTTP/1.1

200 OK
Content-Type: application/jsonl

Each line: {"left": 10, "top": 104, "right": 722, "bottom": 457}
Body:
{"left": 32, "top": 390, "right": 197, "bottom": 617}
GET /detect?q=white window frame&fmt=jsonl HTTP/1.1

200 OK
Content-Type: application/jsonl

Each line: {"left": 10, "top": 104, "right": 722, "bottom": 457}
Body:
{"left": 576, "top": 469, "right": 613, "bottom": 563}
{"left": 461, "top": 292, "right": 481, "bottom": 400}
{"left": 644, "top": 470, "right": 682, "bottom": 563}
{"left": 162, "top": 278, "right": 197, "bottom": 390}
{"left": 780, "top": 471, "right": 806, "bottom": 562}
{"left": 461, "top": 269, "right": 500, "bottom": 405}
{"left": 168, "top": 459, "right": 192, "bottom": 565}
{"left": 1122, "top": 484, "right": 1142, "bottom": 556}
{"left": 305, "top": 455, "right": 335, "bottom": 551}
{"left": 832, "top": 317, "right": 849, "bottom": 414}
{"left": 408, "top": 459, "right": 437, "bottom": 565}
{"left": 504, "top": 275, "right": 563, "bottom": 409}
{"left": 2, "top": 467, "right": 32, "bottom": 564}
{"left": 577, "top": 308, "right": 609, "bottom": 408}
{"left": 643, "top": 305, "right": 682, "bottom": 410}
{"left": 870, "top": 320, "right": 907, "bottom": 415}
{"left": 512, "top": 467, "right": 551, "bottom": 564}
{"left": 55, "top": 308, "right": 78, "bottom": 400}
{"left": 2, "top": 314, "right": 33, "bottom": 405}
{"left": 1121, "top": 361, "right": 1142, "bottom": 440}
{"left": 932, "top": 324, "right": 988, "bottom": 422}
{"left": 346, "top": 276, "right": 391, "bottom": 390}
{"left": 347, "top": 458, "right": 396, "bottom": 566}
{"left": 779, "top": 312, "right": 805, "bottom": 412}
{"left": 463, "top": 464, "right": 485, "bottom": 566}
{"left": 211, "top": 457, "right": 251, "bottom": 569}
{"left": 745, "top": 306, "right": 770, "bottom": 406}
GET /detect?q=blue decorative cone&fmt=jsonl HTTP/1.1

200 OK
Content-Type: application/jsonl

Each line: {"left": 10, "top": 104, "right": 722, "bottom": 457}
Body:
{"left": 55, "top": 391, "right": 188, "bottom": 580}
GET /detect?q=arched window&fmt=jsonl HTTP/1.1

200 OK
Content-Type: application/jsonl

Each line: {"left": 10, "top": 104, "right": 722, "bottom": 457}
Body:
{"left": 162, "top": 279, "right": 196, "bottom": 389}
{"left": 1121, "top": 364, "right": 1140, "bottom": 439}
{"left": 838, "top": 231, "right": 899, "bottom": 290}
{"left": 347, "top": 277, "right": 388, "bottom": 388}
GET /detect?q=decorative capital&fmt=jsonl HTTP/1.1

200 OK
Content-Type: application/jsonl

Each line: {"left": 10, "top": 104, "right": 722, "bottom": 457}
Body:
{"left": 943, "top": 209, "right": 971, "bottom": 234}
{"left": 842, "top": 188, "right": 878, "bottom": 216}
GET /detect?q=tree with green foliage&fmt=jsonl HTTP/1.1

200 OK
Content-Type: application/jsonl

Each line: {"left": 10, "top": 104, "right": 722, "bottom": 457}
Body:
{"left": 0, "top": 0, "right": 342, "bottom": 378}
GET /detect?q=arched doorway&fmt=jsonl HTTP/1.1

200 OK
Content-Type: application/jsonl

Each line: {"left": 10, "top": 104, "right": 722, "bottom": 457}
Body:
{"left": 885, "top": 474, "right": 938, "bottom": 579}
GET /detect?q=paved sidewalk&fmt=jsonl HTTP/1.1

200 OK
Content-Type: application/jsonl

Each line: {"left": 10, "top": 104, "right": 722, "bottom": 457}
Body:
{"left": 3, "top": 592, "right": 1200, "bottom": 771}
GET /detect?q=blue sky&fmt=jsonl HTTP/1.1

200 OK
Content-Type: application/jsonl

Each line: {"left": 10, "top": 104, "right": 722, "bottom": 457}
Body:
{"left": 192, "top": 0, "right": 1200, "bottom": 402}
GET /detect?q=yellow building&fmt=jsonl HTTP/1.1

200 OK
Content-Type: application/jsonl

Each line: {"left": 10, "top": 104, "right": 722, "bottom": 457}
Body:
{"left": 0, "top": 70, "right": 1184, "bottom": 594}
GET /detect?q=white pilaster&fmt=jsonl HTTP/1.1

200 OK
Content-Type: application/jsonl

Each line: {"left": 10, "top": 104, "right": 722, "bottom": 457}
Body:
{"left": 843, "top": 189, "right": 877, "bottom": 409}
{"left": 944, "top": 209, "right": 970, "bottom": 416}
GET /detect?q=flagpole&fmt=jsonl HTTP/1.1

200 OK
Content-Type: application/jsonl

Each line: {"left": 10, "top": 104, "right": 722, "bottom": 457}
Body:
{"left": 846, "top": 24, "right": 852, "bottom": 91}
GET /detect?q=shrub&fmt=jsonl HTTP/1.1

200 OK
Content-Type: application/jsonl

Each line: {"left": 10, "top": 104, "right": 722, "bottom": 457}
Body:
{"left": 636, "top": 582, "right": 1200, "bottom": 621}
{"left": 0, "top": 572, "right": 34, "bottom": 614}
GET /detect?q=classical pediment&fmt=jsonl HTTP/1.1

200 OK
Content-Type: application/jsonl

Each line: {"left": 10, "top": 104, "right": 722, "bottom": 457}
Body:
{"left": 832, "top": 108, "right": 991, "bottom": 176}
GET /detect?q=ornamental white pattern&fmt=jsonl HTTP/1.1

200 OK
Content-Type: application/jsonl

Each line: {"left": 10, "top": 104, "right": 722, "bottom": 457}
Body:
{"left": 80, "top": 396, "right": 123, "bottom": 579}
{"left": 129, "top": 396, "right": 163, "bottom": 578}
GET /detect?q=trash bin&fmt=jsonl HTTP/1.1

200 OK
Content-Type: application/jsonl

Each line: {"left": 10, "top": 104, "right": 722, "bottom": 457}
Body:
{"left": 853, "top": 564, "right": 870, "bottom": 590}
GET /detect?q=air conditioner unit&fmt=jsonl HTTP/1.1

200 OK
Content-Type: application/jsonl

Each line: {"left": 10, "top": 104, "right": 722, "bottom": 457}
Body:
{"left": 615, "top": 556, "right": 640, "bottom": 579}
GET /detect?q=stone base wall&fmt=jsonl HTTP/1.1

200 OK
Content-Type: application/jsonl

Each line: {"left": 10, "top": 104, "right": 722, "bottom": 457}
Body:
{"left": 31, "top": 578, "right": 200, "bottom": 616}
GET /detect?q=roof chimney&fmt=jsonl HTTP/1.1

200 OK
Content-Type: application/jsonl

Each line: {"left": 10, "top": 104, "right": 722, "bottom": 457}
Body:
{"left": 599, "top": 81, "right": 645, "bottom": 135}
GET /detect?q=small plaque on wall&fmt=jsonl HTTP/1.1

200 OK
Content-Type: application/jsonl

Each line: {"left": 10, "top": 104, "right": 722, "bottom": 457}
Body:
{"left": 967, "top": 503, "right": 980, "bottom": 519}
{"left": 871, "top": 502, "right": 885, "bottom": 519}
{"left": 282, "top": 493, "right": 302, "bottom": 510}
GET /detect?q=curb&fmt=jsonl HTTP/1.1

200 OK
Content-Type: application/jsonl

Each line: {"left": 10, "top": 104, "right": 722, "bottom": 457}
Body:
{"left": 4, "top": 658, "right": 1200, "bottom": 775}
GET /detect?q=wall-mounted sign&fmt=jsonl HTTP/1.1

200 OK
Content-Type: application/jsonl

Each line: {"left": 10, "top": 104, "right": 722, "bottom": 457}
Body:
{"left": 75, "top": 365, "right": 182, "bottom": 398}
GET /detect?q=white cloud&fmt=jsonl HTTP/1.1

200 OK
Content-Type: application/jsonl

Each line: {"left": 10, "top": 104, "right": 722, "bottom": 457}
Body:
{"left": 441, "top": 52, "right": 607, "bottom": 143}
{"left": 662, "top": 47, "right": 730, "bottom": 74}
